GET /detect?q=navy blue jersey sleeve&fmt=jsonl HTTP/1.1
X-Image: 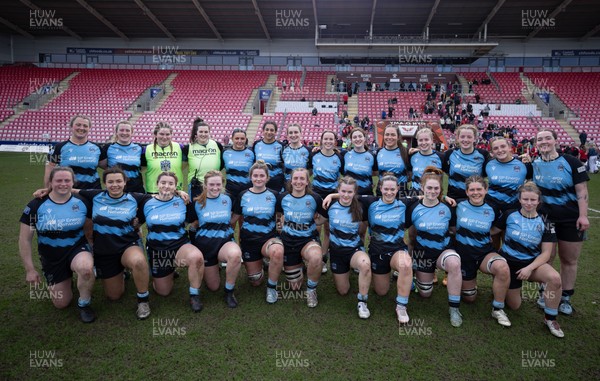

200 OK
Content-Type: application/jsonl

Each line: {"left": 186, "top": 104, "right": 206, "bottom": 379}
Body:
{"left": 78, "top": 189, "right": 104, "bottom": 201}
{"left": 20, "top": 198, "right": 42, "bottom": 225}
{"left": 97, "top": 142, "right": 107, "bottom": 161}
{"left": 131, "top": 192, "right": 152, "bottom": 204}
{"left": 181, "top": 144, "right": 189, "bottom": 161}
{"left": 186, "top": 201, "right": 198, "bottom": 223}
{"left": 232, "top": 190, "right": 244, "bottom": 215}
{"left": 275, "top": 192, "right": 284, "bottom": 214}
{"left": 562, "top": 153, "right": 590, "bottom": 185}
{"left": 140, "top": 146, "right": 147, "bottom": 167}
{"left": 525, "top": 162, "right": 533, "bottom": 180}
{"left": 73, "top": 194, "right": 92, "bottom": 218}
{"left": 217, "top": 141, "right": 225, "bottom": 170}
{"left": 47, "top": 141, "right": 66, "bottom": 164}
{"left": 361, "top": 199, "right": 369, "bottom": 222}
{"left": 311, "top": 193, "right": 327, "bottom": 218}
{"left": 100, "top": 143, "right": 109, "bottom": 158}
{"left": 358, "top": 195, "right": 378, "bottom": 208}
{"left": 404, "top": 198, "right": 421, "bottom": 228}
{"left": 477, "top": 148, "right": 491, "bottom": 168}
{"left": 136, "top": 195, "right": 153, "bottom": 224}
{"left": 372, "top": 151, "right": 379, "bottom": 172}
{"left": 540, "top": 213, "right": 558, "bottom": 243}
{"left": 398, "top": 196, "right": 417, "bottom": 205}
{"left": 441, "top": 149, "right": 452, "bottom": 173}
{"left": 493, "top": 208, "right": 514, "bottom": 231}
{"left": 449, "top": 205, "right": 457, "bottom": 227}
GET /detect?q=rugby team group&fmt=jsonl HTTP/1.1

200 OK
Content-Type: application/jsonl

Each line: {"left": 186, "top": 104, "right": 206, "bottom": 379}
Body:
{"left": 18, "top": 115, "right": 589, "bottom": 339}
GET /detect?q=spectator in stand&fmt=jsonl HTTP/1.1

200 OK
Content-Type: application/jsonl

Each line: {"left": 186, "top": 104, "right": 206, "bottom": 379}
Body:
{"left": 579, "top": 130, "right": 587, "bottom": 146}
{"left": 587, "top": 140, "right": 598, "bottom": 173}
{"left": 579, "top": 145, "right": 588, "bottom": 166}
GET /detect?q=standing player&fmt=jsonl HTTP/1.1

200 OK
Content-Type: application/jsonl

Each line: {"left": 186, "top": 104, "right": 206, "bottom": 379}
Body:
{"left": 19, "top": 167, "right": 96, "bottom": 323}
{"left": 232, "top": 161, "right": 284, "bottom": 303}
{"left": 143, "top": 122, "right": 186, "bottom": 194}
{"left": 343, "top": 128, "right": 376, "bottom": 196}
{"left": 311, "top": 130, "right": 344, "bottom": 273}
{"left": 223, "top": 128, "right": 255, "bottom": 198}
{"left": 532, "top": 129, "right": 589, "bottom": 315}
{"left": 496, "top": 182, "right": 564, "bottom": 337}
{"left": 253, "top": 121, "right": 284, "bottom": 192}
{"left": 484, "top": 137, "right": 531, "bottom": 211}
{"left": 282, "top": 124, "right": 311, "bottom": 182}
{"left": 409, "top": 127, "right": 444, "bottom": 194}
{"left": 101, "top": 121, "right": 145, "bottom": 193}
{"left": 276, "top": 168, "right": 328, "bottom": 308}
{"left": 442, "top": 124, "right": 490, "bottom": 200}
{"left": 45, "top": 115, "right": 105, "bottom": 189}
{"left": 375, "top": 124, "right": 410, "bottom": 197}
{"left": 185, "top": 118, "right": 224, "bottom": 199}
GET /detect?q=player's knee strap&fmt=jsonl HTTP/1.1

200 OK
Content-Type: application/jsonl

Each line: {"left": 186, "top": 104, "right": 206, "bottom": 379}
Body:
{"left": 284, "top": 267, "right": 303, "bottom": 283}
{"left": 461, "top": 288, "right": 477, "bottom": 297}
{"left": 266, "top": 238, "right": 283, "bottom": 251}
{"left": 440, "top": 251, "right": 460, "bottom": 270}
{"left": 486, "top": 255, "right": 507, "bottom": 273}
{"left": 304, "top": 242, "right": 321, "bottom": 254}
{"left": 248, "top": 270, "right": 264, "bottom": 283}
{"left": 415, "top": 279, "right": 433, "bottom": 294}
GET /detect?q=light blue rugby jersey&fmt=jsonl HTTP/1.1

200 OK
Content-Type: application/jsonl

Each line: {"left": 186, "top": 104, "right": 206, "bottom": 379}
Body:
{"left": 20, "top": 194, "right": 90, "bottom": 258}
{"left": 233, "top": 188, "right": 277, "bottom": 244}
{"left": 496, "top": 210, "right": 556, "bottom": 261}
